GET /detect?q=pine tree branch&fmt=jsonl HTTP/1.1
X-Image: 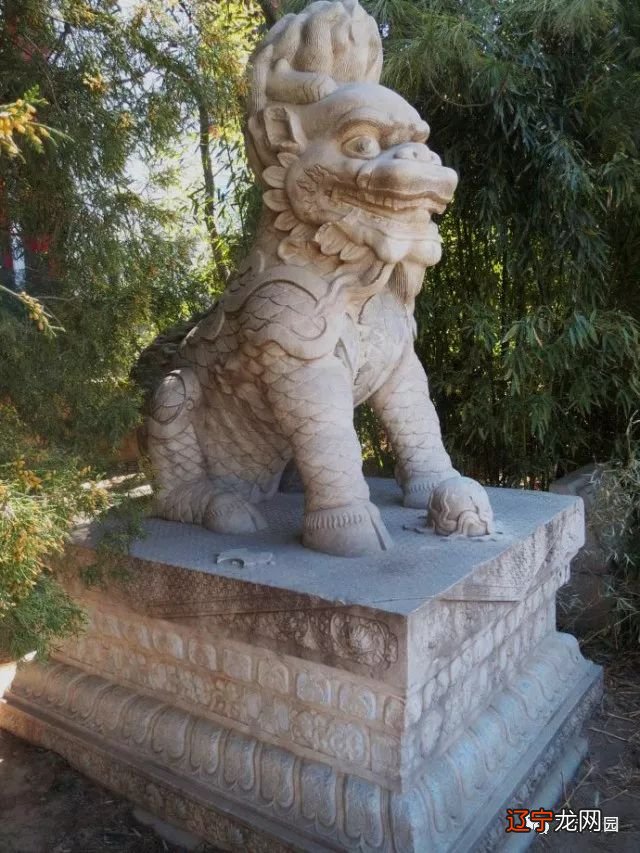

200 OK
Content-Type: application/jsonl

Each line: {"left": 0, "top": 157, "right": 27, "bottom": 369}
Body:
{"left": 257, "top": 0, "right": 280, "bottom": 28}
{"left": 130, "top": 29, "right": 230, "bottom": 283}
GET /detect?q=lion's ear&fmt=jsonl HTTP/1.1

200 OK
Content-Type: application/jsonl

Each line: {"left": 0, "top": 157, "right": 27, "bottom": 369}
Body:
{"left": 262, "top": 105, "right": 307, "bottom": 154}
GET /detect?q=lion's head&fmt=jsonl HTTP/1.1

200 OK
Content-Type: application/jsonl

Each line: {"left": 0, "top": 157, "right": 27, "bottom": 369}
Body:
{"left": 247, "top": 0, "right": 457, "bottom": 285}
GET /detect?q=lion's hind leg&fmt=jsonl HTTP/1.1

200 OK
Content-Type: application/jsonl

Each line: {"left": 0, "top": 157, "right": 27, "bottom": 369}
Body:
{"left": 148, "top": 368, "right": 267, "bottom": 534}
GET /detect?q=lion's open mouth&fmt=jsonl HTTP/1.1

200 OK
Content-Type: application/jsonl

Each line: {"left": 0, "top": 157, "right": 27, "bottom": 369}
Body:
{"left": 330, "top": 185, "right": 446, "bottom": 221}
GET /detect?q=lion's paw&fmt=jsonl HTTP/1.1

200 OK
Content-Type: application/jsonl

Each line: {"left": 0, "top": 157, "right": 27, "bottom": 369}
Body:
{"left": 303, "top": 501, "right": 392, "bottom": 557}
{"left": 427, "top": 476, "right": 494, "bottom": 537}
{"left": 155, "top": 481, "right": 267, "bottom": 534}
{"left": 204, "top": 493, "right": 268, "bottom": 535}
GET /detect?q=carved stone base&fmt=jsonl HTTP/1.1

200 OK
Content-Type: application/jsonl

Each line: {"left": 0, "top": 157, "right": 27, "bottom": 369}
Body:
{"left": 0, "top": 481, "right": 602, "bottom": 851}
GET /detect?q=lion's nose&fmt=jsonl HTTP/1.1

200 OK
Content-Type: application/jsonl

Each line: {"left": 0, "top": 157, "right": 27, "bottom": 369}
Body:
{"left": 393, "top": 143, "right": 440, "bottom": 165}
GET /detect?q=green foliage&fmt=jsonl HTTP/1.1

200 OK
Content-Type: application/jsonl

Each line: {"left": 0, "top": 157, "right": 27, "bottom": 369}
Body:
{"left": 0, "top": 573, "right": 86, "bottom": 661}
{"left": 0, "top": 0, "right": 246, "bottom": 455}
{"left": 590, "top": 422, "right": 640, "bottom": 648}
{"left": 359, "top": 0, "right": 640, "bottom": 486}
{"left": 0, "top": 403, "right": 108, "bottom": 660}
{"left": 0, "top": 0, "right": 263, "bottom": 658}
{"left": 79, "top": 481, "right": 150, "bottom": 589}
{"left": 0, "top": 86, "right": 60, "bottom": 157}
{"left": 124, "top": 0, "right": 262, "bottom": 281}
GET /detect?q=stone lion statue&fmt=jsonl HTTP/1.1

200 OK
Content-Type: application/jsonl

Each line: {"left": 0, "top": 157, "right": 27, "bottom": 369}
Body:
{"left": 147, "top": 0, "right": 491, "bottom": 556}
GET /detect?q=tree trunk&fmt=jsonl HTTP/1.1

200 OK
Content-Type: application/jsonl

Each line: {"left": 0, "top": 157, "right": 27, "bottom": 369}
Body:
{"left": 198, "top": 101, "right": 229, "bottom": 284}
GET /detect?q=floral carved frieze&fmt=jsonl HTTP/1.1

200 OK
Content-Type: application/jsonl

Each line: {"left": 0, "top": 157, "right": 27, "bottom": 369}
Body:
{"left": 205, "top": 610, "right": 398, "bottom": 669}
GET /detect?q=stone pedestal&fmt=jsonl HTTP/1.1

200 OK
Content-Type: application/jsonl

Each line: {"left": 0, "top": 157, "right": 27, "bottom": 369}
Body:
{"left": 0, "top": 481, "right": 601, "bottom": 852}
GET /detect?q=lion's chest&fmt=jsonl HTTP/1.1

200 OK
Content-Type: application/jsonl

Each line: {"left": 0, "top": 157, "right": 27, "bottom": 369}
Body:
{"left": 337, "top": 292, "right": 413, "bottom": 405}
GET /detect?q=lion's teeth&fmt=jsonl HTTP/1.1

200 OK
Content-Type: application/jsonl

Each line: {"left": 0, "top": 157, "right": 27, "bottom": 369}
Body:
{"left": 329, "top": 184, "right": 442, "bottom": 218}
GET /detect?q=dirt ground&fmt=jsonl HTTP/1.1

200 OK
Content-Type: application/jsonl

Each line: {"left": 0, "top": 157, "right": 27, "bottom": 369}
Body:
{"left": 1, "top": 651, "right": 638, "bottom": 853}
{"left": 533, "top": 649, "right": 640, "bottom": 852}
{"left": 0, "top": 730, "right": 220, "bottom": 853}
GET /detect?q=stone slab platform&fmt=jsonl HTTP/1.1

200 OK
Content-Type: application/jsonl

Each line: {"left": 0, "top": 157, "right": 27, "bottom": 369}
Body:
{"left": 0, "top": 481, "right": 602, "bottom": 851}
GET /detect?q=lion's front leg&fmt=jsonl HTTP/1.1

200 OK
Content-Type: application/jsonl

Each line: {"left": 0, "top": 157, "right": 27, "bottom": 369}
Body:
{"left": 369, "top": 346, "right": 460, "bottom": 508}
{"left": 262, "top": 346, "right": 392, "bottom": 556}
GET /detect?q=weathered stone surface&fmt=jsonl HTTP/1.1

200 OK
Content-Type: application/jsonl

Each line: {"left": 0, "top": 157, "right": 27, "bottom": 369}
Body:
{"left": 67, "top": 480, "right": 584, "bottom": 691}
{"left": 146, "top": 0, "right": 492, "bottom": 557}
{"left": 0, "top": 483, "right": 602, "bottom": 851}
{"left": 0, "top": 661, "right": 17, "bottom": 699}
{"left": 550, "top": 464, "right": 613, "bottom": 633}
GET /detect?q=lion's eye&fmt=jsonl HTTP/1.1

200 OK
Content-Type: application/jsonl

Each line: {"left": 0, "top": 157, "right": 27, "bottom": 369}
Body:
{"left": 342, "top": 135, "right": 381, "bottom": 159}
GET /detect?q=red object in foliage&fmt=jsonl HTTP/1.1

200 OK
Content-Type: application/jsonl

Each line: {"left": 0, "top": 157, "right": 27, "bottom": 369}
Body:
{"left": 1, "top": 252, "right": 13, "bottom": 271}
{"left": 6, "top": 17, "right": 53, "bottom": 62}
{"left": 24, "top": 234, "right": 52, "bottom": 254}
